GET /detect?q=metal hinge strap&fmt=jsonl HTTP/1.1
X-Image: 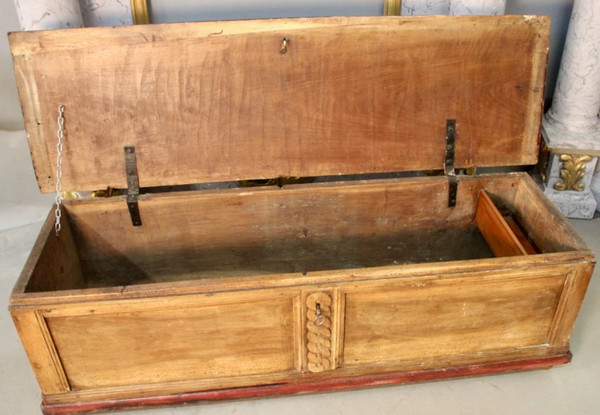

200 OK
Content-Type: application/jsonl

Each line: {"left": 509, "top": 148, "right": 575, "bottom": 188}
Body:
{"left": 124, "top": 146, "right": 142, "bottom": 226}
{"left": 445, "top": 119, "right": 457, "bottom": 208}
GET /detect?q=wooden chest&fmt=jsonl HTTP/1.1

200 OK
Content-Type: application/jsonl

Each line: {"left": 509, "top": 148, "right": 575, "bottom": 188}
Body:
{"left": 8, "top": 15, "right": 595, "bottom": 414}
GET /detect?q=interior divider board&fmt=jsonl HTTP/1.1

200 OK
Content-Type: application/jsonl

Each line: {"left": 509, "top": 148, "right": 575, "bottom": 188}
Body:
{"left": 475, "top": 190, "right": 530, "bottom": 257}
{"left": 504, "top": 216, "right": 538, "bottom": 255}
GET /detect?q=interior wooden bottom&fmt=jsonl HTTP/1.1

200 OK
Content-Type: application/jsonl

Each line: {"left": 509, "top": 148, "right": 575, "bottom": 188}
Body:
{"left": 84, "top": 225, "right": 493, "bottom": 287}
{"left": 24, "top": 174, "right": 574, "bottom": 292}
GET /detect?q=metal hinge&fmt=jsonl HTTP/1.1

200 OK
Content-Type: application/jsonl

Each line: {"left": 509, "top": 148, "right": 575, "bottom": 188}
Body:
{"left": 124, "top": 146, "right": 142, "bottom": 226}
{"left": 444, "top": 120, "right": 458, "bottom": 208}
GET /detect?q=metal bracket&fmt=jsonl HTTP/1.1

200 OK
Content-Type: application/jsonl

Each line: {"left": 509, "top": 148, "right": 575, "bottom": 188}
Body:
{"left": 124, "top": 146, "right": 142, "bottom": 226}
{"left": 444, "top": 120, "right": 457, "bottom": 208}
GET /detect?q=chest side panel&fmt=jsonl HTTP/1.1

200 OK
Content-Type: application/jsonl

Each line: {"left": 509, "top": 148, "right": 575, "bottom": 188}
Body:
{"left": 343, "top": 272, "right": 566, "bottom": 366}
{"left": 43, "top": 291, "right": 299, "bottom": 389}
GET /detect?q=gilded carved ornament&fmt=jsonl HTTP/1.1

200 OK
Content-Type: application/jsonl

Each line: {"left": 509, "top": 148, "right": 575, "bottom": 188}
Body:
{"left": 553, "top": 154, "right": 593, "bottom": 191}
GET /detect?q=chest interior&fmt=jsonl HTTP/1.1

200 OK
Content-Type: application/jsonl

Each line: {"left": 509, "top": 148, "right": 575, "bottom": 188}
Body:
{"left": 24, "top": 171, "right": 582, "bottom": 293}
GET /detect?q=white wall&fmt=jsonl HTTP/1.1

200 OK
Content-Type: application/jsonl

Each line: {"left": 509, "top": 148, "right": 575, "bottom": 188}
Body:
{"left": 0, "top": 130, "right": 55, "bottom": 230}
{"left": 0, "top": 0, "right": 24, "bottom": 130}
{"left": 149, "top": 0, "right": 383, "bottom": 23}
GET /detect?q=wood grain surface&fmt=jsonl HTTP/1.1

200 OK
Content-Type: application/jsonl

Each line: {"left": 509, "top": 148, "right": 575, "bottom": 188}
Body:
{"left": 10, "top": 16, "right": 549, "bottom": 193}
{"left": 475, "top": 190, "right": 528, "bottom": 257}
{"left": 45, "top": 292, "right": 297, "bottom": 389}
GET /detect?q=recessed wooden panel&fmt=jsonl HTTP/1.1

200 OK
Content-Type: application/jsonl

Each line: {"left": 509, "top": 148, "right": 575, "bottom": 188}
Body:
{"left": 343, "top": 273, "right": 566, "bottom": 366}
{"left": 10, "top": 309, "right": 70, "bottom": 395}
{"left": 45, "top": 294, "right": 296, "bottom": 388}
{"left": 9, "top": 16, "right": 549, "bottom": 193}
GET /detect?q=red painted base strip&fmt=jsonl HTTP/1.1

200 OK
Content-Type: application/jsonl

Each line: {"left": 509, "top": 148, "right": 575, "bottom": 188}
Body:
{"left": 41, "top": 353, "right": 572, "bottom": 415}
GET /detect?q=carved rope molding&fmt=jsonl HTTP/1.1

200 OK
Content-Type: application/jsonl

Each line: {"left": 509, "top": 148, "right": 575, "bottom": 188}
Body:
{"left": 306, "top": 292, "right": 334, "bottom": 373}
{"left": 554, "top": 154, "right": 594, "bottom": 191}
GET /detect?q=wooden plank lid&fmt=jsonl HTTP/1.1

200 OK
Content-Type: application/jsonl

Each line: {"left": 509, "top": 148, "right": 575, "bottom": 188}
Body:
{"left": 10, "top": 15, "right": 550, "bottom": 193}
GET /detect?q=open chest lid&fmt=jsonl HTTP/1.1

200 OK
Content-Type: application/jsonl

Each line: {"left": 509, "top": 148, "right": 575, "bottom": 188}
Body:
{"left": 9, "top": 15, "right": 550, "bottom": 193}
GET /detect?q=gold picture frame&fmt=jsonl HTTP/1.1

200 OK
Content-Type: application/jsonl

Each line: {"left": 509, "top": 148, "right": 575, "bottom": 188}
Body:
{"left": 384, "top": 0, "right": 402, "bottom": 15}
{"left": 130, "top": 0, "right": 150, "bottom": 24}
{"left": 130, "top": 1, "right": 400, "bottom": 25}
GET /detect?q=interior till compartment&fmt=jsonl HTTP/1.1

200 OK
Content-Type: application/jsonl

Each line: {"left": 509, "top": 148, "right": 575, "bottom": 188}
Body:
{"left": 23, "top": 174, "right": 582, "bottom": 292}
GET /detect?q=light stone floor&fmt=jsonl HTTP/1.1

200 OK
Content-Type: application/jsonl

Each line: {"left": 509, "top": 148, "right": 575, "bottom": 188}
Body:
{"left": 1, "top": 218, "right": 599, "bottom": 415}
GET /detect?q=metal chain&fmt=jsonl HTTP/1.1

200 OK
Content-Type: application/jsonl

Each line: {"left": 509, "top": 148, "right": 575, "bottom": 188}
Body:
{"left": 55, "top": 104, "right": 64, "bottom": 236}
